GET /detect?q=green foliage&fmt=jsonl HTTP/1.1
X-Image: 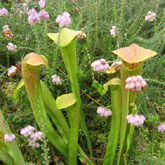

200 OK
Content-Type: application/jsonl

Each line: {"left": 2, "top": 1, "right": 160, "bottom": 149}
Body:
{"left": 0, "top": 0, "right": 164, "bottom": 164}
{"left": 92, "top": 80, "right": 107, "bottom": 96}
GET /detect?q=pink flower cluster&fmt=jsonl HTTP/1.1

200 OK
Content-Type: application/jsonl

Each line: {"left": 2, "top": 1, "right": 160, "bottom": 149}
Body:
{"left": 20, "top": 125, "right": 35, "bottom": 137}
{"left": 91, "top": 59, "right": 110, "bottom": 73}
{"left": 145, "top": 11, "right": 156, "bottom": 22}
{"left": 38, "top": 10, "right": 49, "bottom": 19}
{"left": 126, "top": 114, "right": 146, "bottom": 126}
{"left": 39, "top": 0, "right": 45, "bottom": 8}
{"left": 52, "top": 74, "right": 62, "bottom": 85}
{"left": 4, "top": 134, "right": 16, "bottom": 143}
{"left": 158, "top": 123, "right": 165, "bottom": 133}
{"left": 125, "top": 75, "right": 147, "bottom": 92}
{"left": 6, "top": 42, "right": 17, "bottom": 53}
{"left": 56, "top": 12, "right": 71, "bottom": 28}
{"left": 0, "top": 8, "right": 8, "bottom": 17}
{"left": 28, "top": 8, "right": 49, "bottom": 25}
{"left": 97, "top": 106, "right": 112, "bottom": 117}
{"left": 110, "top": 26, "right": 117, "bottom": 38}
{"left": 28, "top": 8, "right": 41, "bottom": 25}
{"left": 28, "top": 131, "right": 44, "bottom": 148}
{"left": 20, "top": 125, "right": 44, "bottom": 148}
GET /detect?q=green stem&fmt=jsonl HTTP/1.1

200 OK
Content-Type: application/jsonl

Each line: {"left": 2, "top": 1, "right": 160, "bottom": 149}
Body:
{"left": 6, "top": 52, "right": 9, "bottom": 68}
{"left": 123, "top": 103, "right": 137, "bottom": 164}
{"left": 44, "top": 20, "right": 48, "bottom": 54}
{"left": 103, "top": 85, "right": 121, "bottom": 165}
{"left": 22, "top": 54, "right": 68, "bottom": 157}
{"left": 41, "top": 81, "right": 94, "bottom": 164}
{"left": 41, "top": 80, "right": 70, "bottom": 144}
{"left": 61, "top": 40, "right": 93, "bottom": 157}
{"left": 117, "top": 63, "right": 143, "bottom": 165}
{"left": 33, "top": 25, "right": 40, "bottom": 54}
{"left": 66, "top": 102, "right": 80, "bottom": 165}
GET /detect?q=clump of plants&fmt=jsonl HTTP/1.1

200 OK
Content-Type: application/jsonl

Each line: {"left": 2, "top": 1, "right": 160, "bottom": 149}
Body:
{"left": 0, "top": 0, "right": 164, "bottom": 164}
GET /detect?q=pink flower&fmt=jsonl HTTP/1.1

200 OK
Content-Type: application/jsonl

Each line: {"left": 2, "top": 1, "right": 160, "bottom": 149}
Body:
{"left": 97, "top": 106, "right": 112, "bottom": 117}
{"left": 4, "top": 134, "right": 16, "bottom": 143}
{"left": 39, "top": 0, "right": 45, "bottom": 8}
{"left": 39, "top": 10, "right": 49, "bottom": 20}
{"left": 126, "top": 114, "right": 146, "bottom": 126}
{"left": 158, "top": 123, "right": 165, "bottom": 133}
{"left": 134, "top": 115, "right": 146, "bottom": 126}
{"left": 125, "top": 75, "right": 147, "bottom": 92}
{"left": 28, "top": 13, "right": 41, "bottom": 25}
{"left": 91, "top": 59, "right": 110, "bottom": 73}
{"left": 28, "top": 8, "right": 37, "bottom": 16}
{"left": 56, "top": 12, "right": 71, "bottom": 28}
{"left": 0, "top": 8, "right": 8, "bottom": 17}
{"left": 97, "top": 107, "right": 105, "bottom": 116}
{"left": 30, "top": 131, "right": 44, "bottom": 141}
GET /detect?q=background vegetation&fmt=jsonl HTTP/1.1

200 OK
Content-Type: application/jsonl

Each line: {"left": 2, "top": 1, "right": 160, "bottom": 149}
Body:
{"left": 0, "top": 0, "right": 164, "bottom": 164}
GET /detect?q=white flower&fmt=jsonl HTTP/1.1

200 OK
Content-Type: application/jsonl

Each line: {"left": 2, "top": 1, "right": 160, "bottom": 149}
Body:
{"left": 145, "top": 11, "right": 156, "bottom": 22}
{"left": 7, "top": 66, "right": 17, "bottom": 77}
{"left": 110, "top": 26, "right": 117, "bottom": 37}
{"left": 3, "top": 25, "right": 10, "bottom": 32}
{"left": 22, "top": 3, "right": 28, "bottom": 11}
{"left": 77, "top": 32, "right": 87, "bottom": 39}
{"left": 6, "top": 42, "right": 17, "bottom": 53}
{"left": 20, "top": 125, "right": 35, "bottom": 137}
{"left": 28, "top": 140, "right": 40, "bottom": 148}
{"left": 51, "top": 74, "right": 62, "bottom": 85}
{"left": 111, "top": 60, "right": 122, "bottom": 70}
